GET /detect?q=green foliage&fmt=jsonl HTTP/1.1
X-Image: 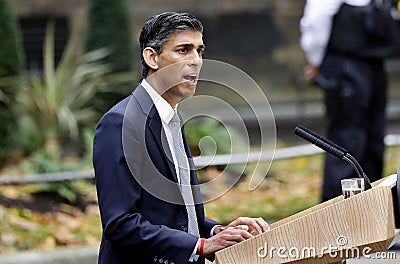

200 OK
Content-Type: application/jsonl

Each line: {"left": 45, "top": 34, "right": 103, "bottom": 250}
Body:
{"left": 84, "top": 0, "right": 137, "bottom": 115}
{"left": 0, "top": 0, "right": 25, "bottom": 164}
{"left": 10, "top": 21, "right": 105, "bottom": 200}
{"left": 35, "top": 182, "right": 79, "bottom": 204}
{"left": 0, "top": 78, "right": 22, "bottom": 158}
{"left": 184, "top": 118, "right": 249, "bottom": 175}
{"left": 16, "top": 21, "right": 111, "bottom": 154}
{"left": 0, "top": 0, "right": 25, "bottom": 77}
{"left": 16, "top": 150, "right": 81, "bottom": 203}
{"left": 15, "top": 128, "right": 96, "bottom": 203}
{"left": 80, "top": 127, "right": 95, "bottom": 164}
{"left": 3, "top": 19, "right": 134, "bottom": 202}
{"left": 184, "top": 118, "right": 243, "bottom": 155}
{"left": 84, "top": 0, "right": 133, "bottom": 73}
{"left": 18, "top": 117, "right": 43, "bottom": 154}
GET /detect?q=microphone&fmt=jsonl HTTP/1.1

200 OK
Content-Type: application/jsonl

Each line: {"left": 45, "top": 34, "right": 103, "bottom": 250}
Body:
{"left": 293, "top": 125, "right": 372, "bottom": 190}
{"left": 294, "top": 125, "right": 347, "bottom": 159}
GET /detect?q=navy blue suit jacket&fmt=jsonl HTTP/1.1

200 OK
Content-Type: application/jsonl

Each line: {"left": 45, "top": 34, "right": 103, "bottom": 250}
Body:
{"left": 93, "top": 84, "right": 219, "bottom": 264}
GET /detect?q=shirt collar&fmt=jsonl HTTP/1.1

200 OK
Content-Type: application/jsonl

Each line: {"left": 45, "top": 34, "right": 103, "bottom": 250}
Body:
{"left": 141, "top": 79, "right": 176, "bottom": 124}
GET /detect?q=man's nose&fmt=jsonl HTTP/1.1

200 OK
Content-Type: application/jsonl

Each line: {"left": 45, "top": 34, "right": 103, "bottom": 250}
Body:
{"left": 188, "top": 51, "right": 202, "bottom": 66}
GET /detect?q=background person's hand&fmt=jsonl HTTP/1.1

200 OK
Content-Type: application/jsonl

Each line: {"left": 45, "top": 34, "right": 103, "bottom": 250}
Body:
{"left": 303, "top": 64, "right": 319, "bottom": 83}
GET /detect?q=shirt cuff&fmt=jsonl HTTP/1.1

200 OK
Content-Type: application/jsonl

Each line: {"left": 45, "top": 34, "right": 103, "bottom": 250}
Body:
{"left": 211, "top": 225, "right": 223, "bottom": 236}
{"left": 189, "top": 225, "right": 222, "bottom": 262}
{"left": 188, "top": 238, "right": 200, "bottom": 262}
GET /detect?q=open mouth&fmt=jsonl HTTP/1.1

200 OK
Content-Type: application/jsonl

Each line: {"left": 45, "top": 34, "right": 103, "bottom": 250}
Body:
{"left": 183, "top": 74, "right": 197, "bottom": 84}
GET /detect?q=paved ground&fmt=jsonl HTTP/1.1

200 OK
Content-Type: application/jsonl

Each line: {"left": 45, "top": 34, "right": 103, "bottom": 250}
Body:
{"left": 0, "top": 246, "right": 98, "bottom": 264}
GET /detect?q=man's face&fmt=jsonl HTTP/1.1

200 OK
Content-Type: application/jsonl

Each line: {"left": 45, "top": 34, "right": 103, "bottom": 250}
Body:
{"left": 149, "top": 29, "right": 204, "bottom": 106}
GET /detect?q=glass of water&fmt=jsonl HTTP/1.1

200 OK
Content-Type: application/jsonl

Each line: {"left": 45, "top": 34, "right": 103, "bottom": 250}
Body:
{"left": 341, "top": 178, "right": 365, "bottom": 199}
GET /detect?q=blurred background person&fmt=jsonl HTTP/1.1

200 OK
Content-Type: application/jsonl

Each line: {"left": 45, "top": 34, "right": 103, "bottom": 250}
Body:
{"left": 299, "top": 0, "right": 398, "bottom": 201}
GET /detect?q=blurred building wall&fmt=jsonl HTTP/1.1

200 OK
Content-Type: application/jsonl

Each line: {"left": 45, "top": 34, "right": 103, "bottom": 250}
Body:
{"left": 11, "top": 0, "right": 307, "bottom": 91}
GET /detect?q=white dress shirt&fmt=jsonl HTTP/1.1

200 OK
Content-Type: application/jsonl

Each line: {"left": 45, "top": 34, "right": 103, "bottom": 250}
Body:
{"left": 141, "top": 79, "right": 183, "bottom": 185}
{"left": 300, "top": 0, "right": 370, "bottom": 67}
{"left": 141, "top": 79, "right": 202, "bottom": 261}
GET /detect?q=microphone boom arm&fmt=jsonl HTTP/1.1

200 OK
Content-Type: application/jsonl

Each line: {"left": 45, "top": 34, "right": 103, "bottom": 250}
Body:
{"left": 294, "top": 126, "right": 372, "bottom": 190}
{"left": 343, "top": 154, "right": 372, "bottom": 190}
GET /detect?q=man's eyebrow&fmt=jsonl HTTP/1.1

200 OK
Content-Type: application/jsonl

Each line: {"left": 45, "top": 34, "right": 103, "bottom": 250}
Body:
{"left": 176, "top": 43, "right": 206, "bottom": 49}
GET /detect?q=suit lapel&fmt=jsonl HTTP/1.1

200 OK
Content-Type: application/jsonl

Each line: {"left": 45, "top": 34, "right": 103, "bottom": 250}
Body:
{"left": 134, "top": 84, "right": 203, "bottom": 207}
{"left": 135, "top": 86, "right": 178, "bottom": 182}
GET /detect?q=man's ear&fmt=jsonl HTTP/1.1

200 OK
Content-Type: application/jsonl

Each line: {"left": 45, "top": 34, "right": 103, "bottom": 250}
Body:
{"left": 143, "top": 47, "right": 159, "bottom": 71}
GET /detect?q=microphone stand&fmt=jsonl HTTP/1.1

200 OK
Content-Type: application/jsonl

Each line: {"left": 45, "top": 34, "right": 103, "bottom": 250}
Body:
{"left": 343, "top": 154, "right": 372, "bottom": 190}
{"left": 294, "top": 125, "right": 372, "bottom": 190}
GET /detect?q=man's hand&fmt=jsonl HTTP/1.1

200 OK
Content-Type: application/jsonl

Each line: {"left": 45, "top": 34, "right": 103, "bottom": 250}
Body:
{"left": 226, "top": 217, "right": 270, "bottom": 235}
{"left": 201, "top": 217, "right": 270, "bottom": 257}
{"left": 201, "top": 226, "right": 252, "bottom": 257}
{"left": 304, "top": 64, "right": 319, "bottom": 83}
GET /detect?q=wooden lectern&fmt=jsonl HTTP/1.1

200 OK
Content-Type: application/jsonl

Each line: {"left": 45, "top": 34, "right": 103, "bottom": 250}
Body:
{"left": 215, "top": 173, "right": 400, "bottom": 264}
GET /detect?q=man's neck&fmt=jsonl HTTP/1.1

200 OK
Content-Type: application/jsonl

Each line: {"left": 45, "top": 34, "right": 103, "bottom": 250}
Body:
{"left": 145, "top": 78, "right": 179, "bottom": 108}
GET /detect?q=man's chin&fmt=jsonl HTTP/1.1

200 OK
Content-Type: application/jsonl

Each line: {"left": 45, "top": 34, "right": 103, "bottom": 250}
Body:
{"left": 180, "top": 84, "right": 196, "bottom": 98}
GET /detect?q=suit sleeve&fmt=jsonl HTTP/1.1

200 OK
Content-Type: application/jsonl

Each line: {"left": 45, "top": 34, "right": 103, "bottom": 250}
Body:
{"left": 201, "top": 217, "right": 220, "bottom": 238}
{"left": 93, "top": 110, "right": 198, "bottom": 263}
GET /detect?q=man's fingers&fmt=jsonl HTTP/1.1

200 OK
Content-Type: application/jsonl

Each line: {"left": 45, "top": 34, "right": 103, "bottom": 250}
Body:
{"left": 228, "top": 229, "right": 252, "bottom": 241}
{"left": 232, "top": 225, "right": 249, "bottom": 231}
{"left": 255, "top": 217, "right": 270, "bottom": 232}
{"left": 228, "top": 217, "right": 270, "bottom": 235}
{"left": 220, "top": 228, "right": 252, "bottom": 241}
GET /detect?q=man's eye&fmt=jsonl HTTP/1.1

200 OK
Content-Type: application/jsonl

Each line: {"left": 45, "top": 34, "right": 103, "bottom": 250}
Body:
{"left": 178, "top": 48, "right": 188, "bottom": 53}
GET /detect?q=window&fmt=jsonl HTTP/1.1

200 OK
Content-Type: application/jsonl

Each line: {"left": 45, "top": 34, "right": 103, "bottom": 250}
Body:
{"left": 19, "top": 17, "right": 69, "bottom": 71}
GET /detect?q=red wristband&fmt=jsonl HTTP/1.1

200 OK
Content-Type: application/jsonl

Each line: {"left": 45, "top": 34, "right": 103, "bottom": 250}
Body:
{"left": 199, "top": 238, "right": 205, "bottom": 256}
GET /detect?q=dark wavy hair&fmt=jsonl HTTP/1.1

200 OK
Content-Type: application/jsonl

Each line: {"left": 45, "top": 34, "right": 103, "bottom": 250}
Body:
{"left": 139, "top": 12, "right": 203, "bottom": 78}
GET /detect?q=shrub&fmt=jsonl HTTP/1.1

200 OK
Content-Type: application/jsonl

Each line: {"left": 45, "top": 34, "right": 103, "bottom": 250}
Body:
{"left": 16, "top": 21, "right": 110, "bottom": 157}
{"left": 0, "top": 0, "right": 25, "bottom": 165}
{"left": 84, "top": 0, "right": 133, "bottom": 73}
{"left": 184, "top": 117, "right": 250, "bottom": 177}
{"left": 84, "top": 0, "right": 137, "bottom": 115}
{"left": 0, "top": 0, "right": 25, "bottom": 77}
